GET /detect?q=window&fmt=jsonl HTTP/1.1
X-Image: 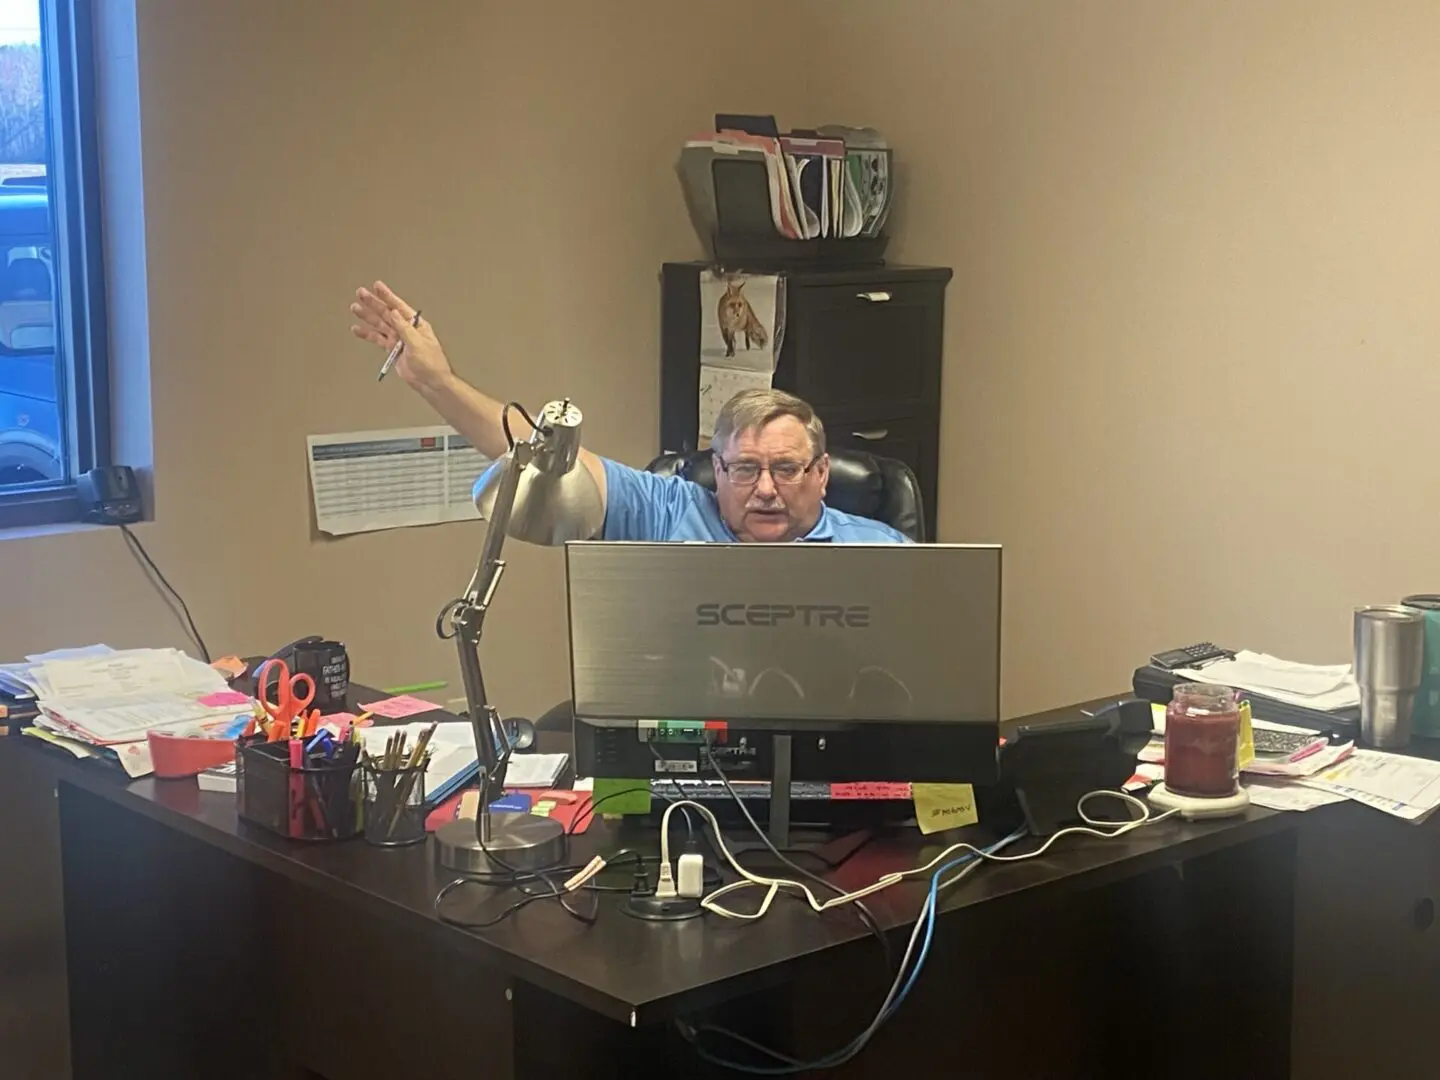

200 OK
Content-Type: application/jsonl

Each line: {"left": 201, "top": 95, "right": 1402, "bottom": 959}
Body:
{"left": 0, "top": 0, "right": 109, "bottom": 527}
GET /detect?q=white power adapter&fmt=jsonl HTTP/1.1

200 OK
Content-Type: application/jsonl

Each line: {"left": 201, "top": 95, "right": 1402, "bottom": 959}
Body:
{"left": 677, "top": 852, "right": 705, "bottom": 899}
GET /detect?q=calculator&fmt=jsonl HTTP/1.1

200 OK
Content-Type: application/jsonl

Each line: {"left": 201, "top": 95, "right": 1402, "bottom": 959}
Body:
{"left": 1252, "top": 728, "right": 1325, "bottom": 757}
{"left": 1149, "top": 643, "right": 1234, "bottom": 671}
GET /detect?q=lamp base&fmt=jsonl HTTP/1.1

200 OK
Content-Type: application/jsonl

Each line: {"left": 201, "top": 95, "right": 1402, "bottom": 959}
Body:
{"left": 435, "top": 812, "right": 566, "bottom": 875}
{"left": 1147, "top": 783, "right": 1250, "bottom": 821}
{"left": 624, "top": 892, "right": 703, "bottom": 922}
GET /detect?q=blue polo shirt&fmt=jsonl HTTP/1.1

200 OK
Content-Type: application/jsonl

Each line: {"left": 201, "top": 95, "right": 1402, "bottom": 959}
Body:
{"left": 474, "top": 457, "right": 911, "bottom": 543}
{"left": 597, "top": 458, "right": 910, "bottom": 543}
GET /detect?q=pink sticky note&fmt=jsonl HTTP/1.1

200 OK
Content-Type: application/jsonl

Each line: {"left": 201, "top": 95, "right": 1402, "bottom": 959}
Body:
{"left": 830, "top": 782, "right": 913, "bottom": 801}
{"left": 360, "top": 695, "right": 442, "bottom": 719}
{"left": 198, "top": 690, "right": 251, "bottom": 708}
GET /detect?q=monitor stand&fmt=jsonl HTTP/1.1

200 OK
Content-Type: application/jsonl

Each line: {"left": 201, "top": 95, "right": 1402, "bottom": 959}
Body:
{"left": 721, "top": 735, "right": 877, "bottom": 871}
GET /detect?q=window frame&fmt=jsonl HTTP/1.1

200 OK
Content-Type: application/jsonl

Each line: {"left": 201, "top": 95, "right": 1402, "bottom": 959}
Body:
{"left": 0, "top": 0, "right": 111, "bottom": 529}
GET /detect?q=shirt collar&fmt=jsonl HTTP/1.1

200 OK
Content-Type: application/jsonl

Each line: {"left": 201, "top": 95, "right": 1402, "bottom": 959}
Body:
{"left": 708, "top": 494, "right": 836, "bottom": 542}
{"left": 800, "top": 505, "right": 836, "bottom": 542}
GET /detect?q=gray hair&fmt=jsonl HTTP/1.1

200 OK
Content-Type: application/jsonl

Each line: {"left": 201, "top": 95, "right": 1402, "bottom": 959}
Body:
{"left": 710, "top": 388, "right": 826, "bottom": 456}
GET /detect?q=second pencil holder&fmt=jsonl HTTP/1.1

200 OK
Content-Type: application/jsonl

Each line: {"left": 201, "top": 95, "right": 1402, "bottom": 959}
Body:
{"left": 363, "top": 762, "right": 429, "bottom": 847}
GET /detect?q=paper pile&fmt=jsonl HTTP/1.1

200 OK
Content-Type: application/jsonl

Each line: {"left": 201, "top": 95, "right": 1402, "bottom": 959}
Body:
{"left": 1175, "top": 650, "right": 1359, "bottom": 712}
{"left": 1296, "top": 750, "right": 1440, "bottom": 823}
{"left": 9, "top": 645, "right": 255, "bottom": 777}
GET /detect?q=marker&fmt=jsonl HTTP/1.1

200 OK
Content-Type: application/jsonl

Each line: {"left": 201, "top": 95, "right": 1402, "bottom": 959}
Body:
{"left": 377, "top": 309, "right": 422, "bottom": 382}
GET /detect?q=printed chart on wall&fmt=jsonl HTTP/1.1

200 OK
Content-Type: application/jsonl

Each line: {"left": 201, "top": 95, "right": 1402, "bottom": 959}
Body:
{"left": 306, "top": 426, "right": 491, "bottom": 536}
{"left": 698, "top": 270, "right": 785, "bottom": 446}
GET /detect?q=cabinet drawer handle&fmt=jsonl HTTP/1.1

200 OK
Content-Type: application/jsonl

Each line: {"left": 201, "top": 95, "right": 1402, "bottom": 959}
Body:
{"left": 850, "top": 428, "right": 889, "bottom": 441}
{"left": 855, "top": 291, "right": 892, "bottom": 303}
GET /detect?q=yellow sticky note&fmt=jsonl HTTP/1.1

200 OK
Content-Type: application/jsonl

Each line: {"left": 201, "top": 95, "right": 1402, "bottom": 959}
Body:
{"left": 1236, "top": 699, "right": 1254, "bottom": 769}
{"left": 912, "top": 783, "right": 978, "bottom": 835}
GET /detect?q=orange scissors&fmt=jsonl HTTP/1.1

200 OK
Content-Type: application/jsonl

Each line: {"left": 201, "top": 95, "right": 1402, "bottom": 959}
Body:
{"left": 254, "top": 658, "right": 316, "bottom": 742}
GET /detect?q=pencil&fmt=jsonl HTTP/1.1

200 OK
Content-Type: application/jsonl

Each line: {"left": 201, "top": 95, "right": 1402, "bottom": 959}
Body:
{"left": 386, "top": 722, "right": 437, "bottom": 839}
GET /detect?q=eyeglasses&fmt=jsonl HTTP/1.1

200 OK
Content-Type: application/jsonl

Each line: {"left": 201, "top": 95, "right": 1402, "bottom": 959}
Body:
{"left": 716, "top": 455, "right": 820, "bottom": 487}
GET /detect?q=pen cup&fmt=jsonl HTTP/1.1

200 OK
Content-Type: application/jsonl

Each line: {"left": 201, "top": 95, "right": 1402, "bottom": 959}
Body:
{"left": 363, "top": 762, "right": 429, "bottom": 847}
{"left": 236, "top": 736, "right": 363, "bottom": 842}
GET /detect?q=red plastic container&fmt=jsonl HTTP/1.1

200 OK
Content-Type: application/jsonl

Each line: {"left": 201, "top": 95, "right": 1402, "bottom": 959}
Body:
{"left": 147, "top": 731, "right": 237, "bottom": 779}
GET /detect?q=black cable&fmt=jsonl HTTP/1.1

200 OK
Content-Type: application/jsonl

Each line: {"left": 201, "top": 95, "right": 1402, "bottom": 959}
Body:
{"left": 648, "top": 743, "right": 696, "bottom": 840}
{"left": 500, "top": 401, "right": 540, "bottom": 450}
{"left": 566, "top": 783, "right": 651, "bottom": 835}
{"left": 118, "top": 523, "right": 210, "bottom": 662}
{"left": 433, "top": 848, "right": 723, "bottom": 932}
{"left": 702, "top": 748, "right": 895, "bottom": 975}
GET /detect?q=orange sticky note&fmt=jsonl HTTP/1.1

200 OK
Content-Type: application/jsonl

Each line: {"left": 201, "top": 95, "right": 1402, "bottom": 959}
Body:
{"left": 913, "top": 783, "right": 978, "bottom": 835}
{"left": 211, "top": 655, "right": 247, "bottom": 679}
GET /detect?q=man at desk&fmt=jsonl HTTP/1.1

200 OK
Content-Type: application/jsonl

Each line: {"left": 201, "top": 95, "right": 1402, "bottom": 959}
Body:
{"left": 350, "top": 281, "right": 909, "bottom": 544}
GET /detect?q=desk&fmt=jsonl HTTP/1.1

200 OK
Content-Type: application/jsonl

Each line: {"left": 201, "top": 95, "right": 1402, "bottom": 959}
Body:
{"left": 8, "top": 697, "right": 1439, "bottom": 1079}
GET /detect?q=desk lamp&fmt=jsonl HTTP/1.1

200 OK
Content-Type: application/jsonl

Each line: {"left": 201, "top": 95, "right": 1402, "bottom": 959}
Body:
{"left": 434, "top": 399, "right": 603, "bottom": 874}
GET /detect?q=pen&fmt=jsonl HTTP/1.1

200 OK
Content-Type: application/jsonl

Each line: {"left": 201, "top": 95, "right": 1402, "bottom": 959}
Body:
{"left": 377, "top": 309, "right": 422, "bottom": 382}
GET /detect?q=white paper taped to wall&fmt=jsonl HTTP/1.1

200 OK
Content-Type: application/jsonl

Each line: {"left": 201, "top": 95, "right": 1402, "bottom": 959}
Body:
{"left": 307, "top": 425, "right": 491, "bottom": 536}
{"left": 697, "top": 271, "right": 785, "bottom": 445}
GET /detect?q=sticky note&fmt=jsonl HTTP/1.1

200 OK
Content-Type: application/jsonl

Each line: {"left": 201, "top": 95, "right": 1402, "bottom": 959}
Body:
{"left": 912, "top": 783, "right": 978, "bottom": 835}
{"left": 831, "top": 782, "right": 912, "bottom": 800}
{"left": 211, "top": 655, "right": 247, "bottom": 679}
{"left": 1236, "top": 699, "right": 1254, "bottom": 768}
{"left": 592, "top": 777, "right": 651, "bottom": 816}
{"left": 360, "top": 695, "right": 442, "bottom": 719}
{"left": 198, "top": 690, "right": 250, "bottom": 708}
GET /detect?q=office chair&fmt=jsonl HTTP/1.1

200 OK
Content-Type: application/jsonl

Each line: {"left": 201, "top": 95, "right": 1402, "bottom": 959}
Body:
{"left": 644, "top": 447, "right": 926, "bottom": 542}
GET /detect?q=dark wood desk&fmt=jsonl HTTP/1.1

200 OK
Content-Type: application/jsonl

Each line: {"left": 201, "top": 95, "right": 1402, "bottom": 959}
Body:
{"left": 7, "top": 698, "right": 1438, "bottom": 1079}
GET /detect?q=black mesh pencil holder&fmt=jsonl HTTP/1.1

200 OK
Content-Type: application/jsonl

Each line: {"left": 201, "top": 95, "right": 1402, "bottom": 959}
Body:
{"left": 236, "top": 736, "right": 363, "bottom": 842}
{"left": 363, "top": 763, "right": 428, "bottom": 847}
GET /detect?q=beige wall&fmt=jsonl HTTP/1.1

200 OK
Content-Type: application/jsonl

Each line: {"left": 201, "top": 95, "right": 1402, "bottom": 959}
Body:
{"left": 811, "top": 0, "right": 1440, "bottom": 715}
{"left": 6, "top": 1, "right": 1438, "bottom": 722}
{"left": 0, "top": 0, "right": 813, "bottom": 719}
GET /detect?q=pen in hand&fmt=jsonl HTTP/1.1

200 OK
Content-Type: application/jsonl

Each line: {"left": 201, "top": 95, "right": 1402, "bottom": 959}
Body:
{"left": 378, "top": 309, "right": 422, "bottom": 382}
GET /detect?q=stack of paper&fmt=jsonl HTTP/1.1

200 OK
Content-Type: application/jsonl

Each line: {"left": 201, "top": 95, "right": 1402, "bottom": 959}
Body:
{"left": 1298, "top": 750, "right": 1440, "bottom": 823}
{"left": 1175, "top": 651, "right": 1359, "bottom": 712}
{"left": 12, "top": 646, "right": 255, "bottom": 777}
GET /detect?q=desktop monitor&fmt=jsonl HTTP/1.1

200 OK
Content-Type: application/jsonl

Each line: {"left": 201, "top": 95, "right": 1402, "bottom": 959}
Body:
{"left": 566, "top": 542, "right": 1002, "bottom": 788}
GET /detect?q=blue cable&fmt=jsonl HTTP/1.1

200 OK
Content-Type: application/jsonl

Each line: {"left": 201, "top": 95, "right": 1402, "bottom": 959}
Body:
{"left": 688, "top": 825, "right": 1029, "bottom": 1074}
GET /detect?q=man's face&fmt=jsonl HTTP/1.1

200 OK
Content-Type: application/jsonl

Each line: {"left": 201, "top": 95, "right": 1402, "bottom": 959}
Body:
{"left": 714, "top": 416, "right": 829, "bottom": 543}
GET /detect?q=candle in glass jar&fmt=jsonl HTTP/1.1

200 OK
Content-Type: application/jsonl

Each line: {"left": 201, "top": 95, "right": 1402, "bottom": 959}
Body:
{"left": 1164, "top": 683, "right": 1240, "bottom": 798}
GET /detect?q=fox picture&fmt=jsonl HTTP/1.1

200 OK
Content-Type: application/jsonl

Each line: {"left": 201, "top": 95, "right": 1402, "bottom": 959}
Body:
{"left": 716, "top": 278, "right": 769, "bottom": 358}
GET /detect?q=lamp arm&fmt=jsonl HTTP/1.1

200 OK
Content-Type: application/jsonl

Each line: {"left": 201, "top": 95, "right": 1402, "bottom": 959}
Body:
{"left": 445, "top": 440, "right": 536, "bottom": 798}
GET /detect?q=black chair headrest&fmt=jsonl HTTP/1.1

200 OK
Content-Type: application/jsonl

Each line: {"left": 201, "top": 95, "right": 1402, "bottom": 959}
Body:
{"left": 644, "top": 448, "right": 926, "bottom": 541}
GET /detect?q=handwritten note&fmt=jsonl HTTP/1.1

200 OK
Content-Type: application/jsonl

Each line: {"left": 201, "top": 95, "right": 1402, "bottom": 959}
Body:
{"left": 831, "top": 782, "right": 911, "bottom": 800}
{"left": 198, "top": 690, "right": 250, "bottom": 708}
{"left": 912, "top": 783, "right": 978, "bottom": 835}
{"left": 359, "top": 695, "right": 442, "bottom": 719}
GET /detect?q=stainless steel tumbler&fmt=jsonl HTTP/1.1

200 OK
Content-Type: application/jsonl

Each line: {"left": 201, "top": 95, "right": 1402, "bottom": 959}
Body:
{"left": 1354, "top": 605, "right": 1427, "bottom": 748}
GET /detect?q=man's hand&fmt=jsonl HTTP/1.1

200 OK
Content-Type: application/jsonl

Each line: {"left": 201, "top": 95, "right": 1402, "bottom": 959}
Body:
{"left": 349, "top": 281, "right": 452, "bottom": 393}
